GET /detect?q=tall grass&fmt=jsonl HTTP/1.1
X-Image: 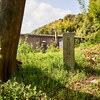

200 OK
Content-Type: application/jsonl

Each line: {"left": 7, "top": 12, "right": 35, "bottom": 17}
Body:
{"left": 0, "top": 41, "right": 100, "bottom": 100}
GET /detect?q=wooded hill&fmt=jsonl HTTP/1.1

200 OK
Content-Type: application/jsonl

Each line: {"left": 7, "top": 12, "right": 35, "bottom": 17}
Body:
{"left": 31, "top": 13, "right": 98, "bottom": 39}
{"left": 31, "top": 0, "right": 100, "bottom": 41}
{"left": 31, "top": 14, "right": 84, "bottom": 36}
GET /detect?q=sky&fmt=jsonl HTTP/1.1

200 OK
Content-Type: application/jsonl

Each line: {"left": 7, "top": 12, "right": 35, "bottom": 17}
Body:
{"left": 21, "top": 0, "right": 89, "bottom": 34}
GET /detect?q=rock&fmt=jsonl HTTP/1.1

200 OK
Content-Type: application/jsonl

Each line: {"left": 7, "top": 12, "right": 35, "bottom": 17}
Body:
{"left": 91, "top": 79, "right": 98, "bottom": 83}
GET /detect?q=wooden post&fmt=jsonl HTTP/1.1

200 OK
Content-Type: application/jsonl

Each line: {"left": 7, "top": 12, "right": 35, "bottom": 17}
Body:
{"left": 63, "top": 33, "right": 75, "bottom": 68}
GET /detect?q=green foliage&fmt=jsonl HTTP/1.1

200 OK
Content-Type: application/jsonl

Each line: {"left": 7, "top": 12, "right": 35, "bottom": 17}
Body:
{"left": 1, "top": 42, "right": 100, "bottom": 99}
{"left": 31, "top": 14, "right": 84, "bottom": 36}
{"left": 31, "top": 0, "right": 100, "bottom": 42}
{"left": 31, "top": 12, "right": 99, "bottom": 42}
{"left": 77, "top": 0, "right": 87, "bottom": 14}
{"left": 88, "top": 0, "right": 100, "bottom": 29}
{"left": 0, "top": 79, "right": 44, "bottom": 100}
{"left": 17, "top": 39, "right": 34, "bottom": 55}
{"left": 64, "top": 14, "right": 75, "bottom": 21}
{"left": 88, "top": 0, "right": 100, "bottom": 39}
{"left": 46, "top": 42, "right": 60, "bottom": 52}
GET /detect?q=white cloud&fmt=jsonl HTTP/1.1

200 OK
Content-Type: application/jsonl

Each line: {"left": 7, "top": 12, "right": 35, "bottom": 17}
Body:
{"left": 21, "top": 0, "right": 72, "bottom": 33}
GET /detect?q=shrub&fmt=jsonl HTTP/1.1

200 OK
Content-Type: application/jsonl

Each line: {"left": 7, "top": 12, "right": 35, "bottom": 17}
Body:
{"left": 17, "top": 39, "right": 34, "bottom": 55}
{"left": 0, "top": 78, "right": 45, "bottom": 100}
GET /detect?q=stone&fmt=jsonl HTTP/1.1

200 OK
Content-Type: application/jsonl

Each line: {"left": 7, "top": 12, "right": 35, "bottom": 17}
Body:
{"left": 63, "top": 33, "right": 75, "bottom": 68}
{"left": 91, "top": 79, "right": 99, "bottom": 83}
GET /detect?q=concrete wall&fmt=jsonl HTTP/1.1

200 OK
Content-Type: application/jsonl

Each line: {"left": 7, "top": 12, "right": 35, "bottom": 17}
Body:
{"left": 20, "top": 34, "right": 85, "bottom": 50}
{"left": 20, "top": 34, "right": 62, "bottom": 49}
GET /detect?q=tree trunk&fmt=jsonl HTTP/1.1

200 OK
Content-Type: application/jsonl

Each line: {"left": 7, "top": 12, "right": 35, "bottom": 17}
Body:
{"left": 0, "top": 0, "right": 26, "bottom": 82}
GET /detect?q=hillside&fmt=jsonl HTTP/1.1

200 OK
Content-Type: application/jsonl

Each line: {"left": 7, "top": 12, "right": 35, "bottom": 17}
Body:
{"left": 31, "top": 0, "right": 100, "bottom": 40}
{"left": 31, "top": 14, "right": 84, "bottom": 36}
{"left": 31, "top": 13, "right": 99, "bottom": 40}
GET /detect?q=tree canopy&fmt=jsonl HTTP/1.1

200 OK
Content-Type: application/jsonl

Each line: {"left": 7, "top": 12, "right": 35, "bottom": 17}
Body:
{"left": 31, "top": 0, "right": 100, "bottom": 40}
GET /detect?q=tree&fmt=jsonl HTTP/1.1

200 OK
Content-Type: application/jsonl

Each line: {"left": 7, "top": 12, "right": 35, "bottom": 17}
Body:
{"left": 0, "top": 0, "right": 26, "bottom": 82}
{"left": 88, "top": 0, "right": 100, "bottom": 32}
{"left": 77, "top": 0, "right": 100, "bottom": 39}
{"left": 77, "top": 0, "right": 87, "bottom": 14}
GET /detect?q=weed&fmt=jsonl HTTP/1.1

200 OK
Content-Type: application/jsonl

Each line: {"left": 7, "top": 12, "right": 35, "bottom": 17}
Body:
{"left": 0, "top": 40, "right": 100, "bottom": 100}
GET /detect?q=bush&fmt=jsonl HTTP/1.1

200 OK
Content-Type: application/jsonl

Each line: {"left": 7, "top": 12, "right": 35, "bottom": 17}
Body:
{"left": 17, "top": 39, "right": 34, "bottom": 55}
{"left": 0, "top": 78, "right": 44, "bottom": 100}
{"left": 46, "top": 41, "right": 60, "bottom": 52}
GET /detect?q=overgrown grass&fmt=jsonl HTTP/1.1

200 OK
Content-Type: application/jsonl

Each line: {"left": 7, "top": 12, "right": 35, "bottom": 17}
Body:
{"left": 0, "top": 41, "right": 100, "bottom": 100}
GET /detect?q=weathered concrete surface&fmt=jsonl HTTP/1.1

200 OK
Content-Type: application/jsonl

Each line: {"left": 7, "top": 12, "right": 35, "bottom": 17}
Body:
{"left": 63, "top": 33, "right": 75, "bottom": 68}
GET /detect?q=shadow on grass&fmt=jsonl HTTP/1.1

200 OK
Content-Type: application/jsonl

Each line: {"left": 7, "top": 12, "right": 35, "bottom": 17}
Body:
{"left": 16, "top": 65, "right": 100, "bottom": 100}
{"left": 63, "top": 62, "right": 100, "bottom": 77}
{"left": 74, "top": 62, "right": 100, "bottom": 77}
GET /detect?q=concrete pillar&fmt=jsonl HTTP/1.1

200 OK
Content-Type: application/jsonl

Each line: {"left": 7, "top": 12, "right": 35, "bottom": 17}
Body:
{"left": 63, "top": 33, "right": 75, "bottom": 68}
